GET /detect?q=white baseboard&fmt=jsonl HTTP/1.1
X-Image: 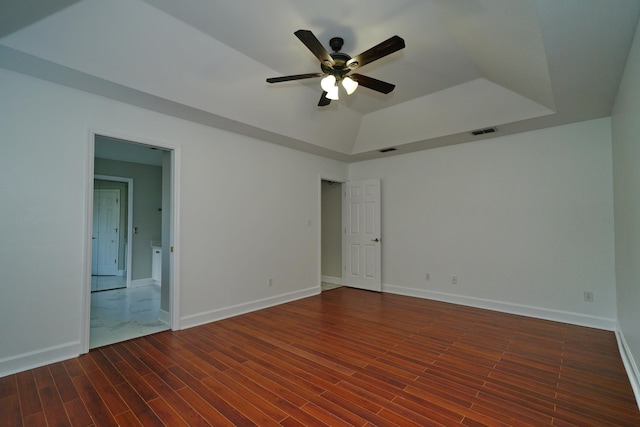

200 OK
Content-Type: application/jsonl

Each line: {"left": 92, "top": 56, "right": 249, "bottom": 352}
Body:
{"left": 321, "top": 275, "right": 342, "bottom": 285}
{"left": 158, "top": 309, "right": 170, "bottom": 326}
{"left": 0, "top": 341, "right": 81, "bottom": 378}
{"left": 179, "top": 286, "right": 319, "bottom": 330}
{"left": 131, "top": 278, "right": 155, "bottom": 288}
{"left": 383, "top": 284, "right": 617, "bottom": 331}
{"left": 616, "top": 323, "right": 640, "bottom": 410}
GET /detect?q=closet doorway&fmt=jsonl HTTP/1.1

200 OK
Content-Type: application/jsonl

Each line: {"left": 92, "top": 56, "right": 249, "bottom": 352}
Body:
{"left": 321, "top": 178, "right": 343, "bottom": 291}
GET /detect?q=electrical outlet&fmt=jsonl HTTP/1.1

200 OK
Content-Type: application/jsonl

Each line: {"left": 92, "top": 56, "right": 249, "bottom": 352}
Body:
{"left": 268, "top": 278, "right": 273, "bottom": 287}
{"left": 584, "top": 291, "right": 594, "bottom": 302}
{"left": 451, "top": 276, "right": 457, "bottom": 285}
{"left": 425, "top": 273, "right": 430, "bottom": 281}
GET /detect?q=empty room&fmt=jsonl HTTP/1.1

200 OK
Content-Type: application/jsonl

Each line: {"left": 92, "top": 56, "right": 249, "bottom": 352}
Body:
{"left": 1, "top": 1, "right": 640, "bottom": 425}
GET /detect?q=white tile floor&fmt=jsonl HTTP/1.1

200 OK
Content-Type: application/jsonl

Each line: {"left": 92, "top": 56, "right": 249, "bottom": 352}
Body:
{"left": 90, "top": 284, "right": 169, "bottom": 349}
{"left": 91, "top": 274, "right": 127, "bottom": 292}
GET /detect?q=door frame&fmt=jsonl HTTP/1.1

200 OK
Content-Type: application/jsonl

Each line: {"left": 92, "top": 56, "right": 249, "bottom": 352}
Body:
{"left": 94, "top": 174, "right": 134, "bottom": 288}
{"left": 82, "top": 129, "right": 181, "bottom": 354}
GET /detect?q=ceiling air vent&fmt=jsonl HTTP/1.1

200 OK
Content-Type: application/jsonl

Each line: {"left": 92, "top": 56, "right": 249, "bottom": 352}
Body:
{"left": 379, "top": 147, "right": 397, "bottom": 153}
{"left": 471, "top": 127, "right": 497, "bottom": 136}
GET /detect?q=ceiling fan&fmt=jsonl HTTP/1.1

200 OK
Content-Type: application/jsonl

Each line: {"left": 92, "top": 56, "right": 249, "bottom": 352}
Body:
{"left": 266, "top": 30, "right": 405, "bottom": 106}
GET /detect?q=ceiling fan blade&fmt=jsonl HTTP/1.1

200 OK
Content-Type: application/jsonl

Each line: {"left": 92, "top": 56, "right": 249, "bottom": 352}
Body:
{"left": 351, "top": 74, "right": 396, "bottom": 94}
{"left": 266, "top": 72, "right": 324, "bottom": 83}
{"left": 294, "top": 29, "right": 335, "bottom": 67}
{"left": 318, "top": 91, "right": 331, "bottom": 106}
{"left": 346, "top": 35, "right": 405, "bottom": 71}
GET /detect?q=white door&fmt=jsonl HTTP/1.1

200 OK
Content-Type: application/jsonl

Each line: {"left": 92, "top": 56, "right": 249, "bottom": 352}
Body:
{"left": 92, "top": 189, "right": 120, "bottom": 276}
{"left": 343, "top": 179, "right": 381, "bottom": 292}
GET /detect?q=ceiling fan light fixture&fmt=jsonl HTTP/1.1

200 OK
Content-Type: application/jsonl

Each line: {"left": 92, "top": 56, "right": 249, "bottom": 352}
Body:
{"left": 266, "top": 30, "right": 406, "bottom": 106}
{"left": 326, "top": 85, "right": 340, "bottom": 100}
{"left": 320, "top": 75, "right": 336, "bottom": 92}
{"left": 342, "top": 76, "right": 358, "bottom": 95}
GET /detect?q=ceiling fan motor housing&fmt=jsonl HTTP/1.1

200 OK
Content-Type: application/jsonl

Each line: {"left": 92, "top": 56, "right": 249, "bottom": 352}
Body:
{"left": 322, "top": 52, "right": 352, "bottom": 77}
{"left": 322, "top": 37, "right": 358, "bottom": 79}
{"left": 329, "top": 37, "right": 344, "bottom": 52}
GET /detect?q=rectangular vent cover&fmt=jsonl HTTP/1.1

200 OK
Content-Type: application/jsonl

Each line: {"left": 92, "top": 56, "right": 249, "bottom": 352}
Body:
{"left": 471, "top": 127, "right": 497, "bottom": 136}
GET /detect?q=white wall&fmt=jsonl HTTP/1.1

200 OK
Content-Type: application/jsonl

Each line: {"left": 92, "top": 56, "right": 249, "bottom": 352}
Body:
{"left": 612, "top": 15, "right": 640, "bottom": 400}
{"left": 350, "top": 118, "right": 617, "bottom": 328}
{"left": 0, "top": 69, "right": 347, "bottom": 376}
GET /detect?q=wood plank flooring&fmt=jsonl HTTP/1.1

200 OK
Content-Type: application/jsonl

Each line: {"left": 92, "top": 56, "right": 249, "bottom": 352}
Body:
{"left": 2, "top": 287, "right": 639, "bottom": 426}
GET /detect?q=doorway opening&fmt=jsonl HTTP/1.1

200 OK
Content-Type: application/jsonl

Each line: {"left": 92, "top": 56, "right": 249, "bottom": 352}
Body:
{"left": 85, "top": 133, "right": 178, "bottom": 351}
{"left": 320, "top": 177, "right": 383, "bottom": 293}
{"left": 321, "top": 178, "right": 343, "bottom": 291}
{"left": 342, "top": 179, "right": 382, "bottom": 292}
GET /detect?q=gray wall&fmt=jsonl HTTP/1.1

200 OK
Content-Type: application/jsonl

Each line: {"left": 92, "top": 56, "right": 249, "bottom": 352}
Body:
{"left": 612, "top": 14, "right": 640, "bottom": 388}
{"left": 94, "top": 158, "right": 162, "bottom": 281}
{"left": 350, "top": 118, "right": 616, "bottom": 326}
{"left": 161, "top": 151, "right": 171, "bottom": 312}
{"left": 0, "top": 67, "right": 347, "bottom": 376}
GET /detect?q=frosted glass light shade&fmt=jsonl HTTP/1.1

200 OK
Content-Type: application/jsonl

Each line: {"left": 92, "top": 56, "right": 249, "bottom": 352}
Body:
{"left": 326, "top": 85, "right": 339, "bottom": 100}
{"left": 320, "top": 75, "right": 337, "bottom": 92}
{"left": 342, "top": 76, "right": 358, "bottom": 95}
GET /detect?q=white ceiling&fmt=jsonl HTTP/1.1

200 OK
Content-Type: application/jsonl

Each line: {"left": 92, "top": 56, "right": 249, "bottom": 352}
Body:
{"left": 1, "top": 0, "right": 639, "bottom": 162}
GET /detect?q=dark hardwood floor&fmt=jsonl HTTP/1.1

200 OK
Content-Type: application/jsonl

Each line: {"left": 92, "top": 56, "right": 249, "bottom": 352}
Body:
{"left": 2, "top": 287, "right": 639, "bottom": 426}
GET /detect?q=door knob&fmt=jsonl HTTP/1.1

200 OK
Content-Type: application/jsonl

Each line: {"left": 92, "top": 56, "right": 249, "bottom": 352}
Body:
{"left": 371, "top": 238, "right": 380, "bottom": 242}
